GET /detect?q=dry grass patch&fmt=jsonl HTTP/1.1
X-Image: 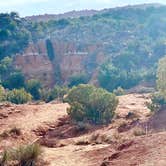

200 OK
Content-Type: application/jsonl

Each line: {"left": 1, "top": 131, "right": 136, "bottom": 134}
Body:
{"left": 0, "top": 150, "right": 9, "bottom": 166}
{"left": 75, "top": 132, "right": 113, "bottom": 145}
{"left": 0, "top": 127, "right": 21, "bottom": 139}
{"left": 133, "top": 127, "right": 146, "bottom": 136}
{"left": 0, "top": 143, "right": 42, "bottom": 166}
{"left": 9, "top": 127, "right": 22, "bottom": 136}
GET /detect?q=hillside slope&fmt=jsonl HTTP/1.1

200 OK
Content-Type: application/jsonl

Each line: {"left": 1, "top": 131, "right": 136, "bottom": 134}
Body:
{"left": 15, "top": 4, "right": 166, "bottom": 87}
{"left": 1, "top": 4, "right": 166, "bottom": 88}
{"left": 25, "top": 10, "right": 99, "bottom": 22}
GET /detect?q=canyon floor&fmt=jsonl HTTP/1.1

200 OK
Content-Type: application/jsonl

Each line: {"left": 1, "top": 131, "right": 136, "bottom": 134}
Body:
{"left": 0, "top": 93, "right": 166, "bottom": 166}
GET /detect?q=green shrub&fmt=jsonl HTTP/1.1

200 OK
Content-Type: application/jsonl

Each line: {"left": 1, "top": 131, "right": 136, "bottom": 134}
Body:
{"left": 133, "top": 127, "right": 146, "bottom": 136}
{"left": 25, "top": 79, "right": 41, "bottom": 100}
{"left": 7, "top": 88, "right": 32, "bottom": 104}
{"left": 39, "top": 88, "right": 50, "bottom": 102}
{"left": 65, "top": 84, "right": 118, "bottom": 124}
{"left": 0, "top": 144, "right": 41, "bottom": 166}
{"left": 0, "top": 85, "right": 6, "bottom": 102}
{"left": 98, "top": 62, "right": 142, "bottom": 91}
{"left": 2, "top": 72, "right": 25, "bottom": 90}
{"left": 151, "top": 92, "right": 166, "bottom": 106}
{"left": 146, "top": 101, "right": 159, "bottom": 112}
{"left": 0, "top": 57, "right": 12, "bottom": 78}
{"left": 0, "top": 13, "right": 30, "bottom": 60}
{"left": 49, "top": 86, "right": 68, "bottom": 101}
{"left": 68, "top": 73, "right": 89, "bottom": 87}
{"left": 40, "top": 86, "right": 68, "bottom": 102}
{"left": 0, "top": 150, "right": 9, "bottom": 166}
{"left": 12, "top": 144, "right": 41, "bottom": 166}
{"left": 148, "top": 92, "right": 166, "bottom": 112}
{"left": 46, "top": 39, "right": 55, "bottom": 61}
{"left": 113, "top": 87, "right": 125, "bottom": 96}
{"left": 149, "top": 56, "right": 166, "bottom": 111}
{"left": 67, "top": 101, "right": 85, "bottom": 121}
{"left": 156, "top": 56, "right": 166, "bottom": 92}
{"left": 0, "top": 57, "right": 26, "bottom": 92}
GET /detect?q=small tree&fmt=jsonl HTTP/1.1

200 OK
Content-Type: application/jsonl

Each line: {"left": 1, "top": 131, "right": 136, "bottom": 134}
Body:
{"left": 0, "top": 143, "right": 41, "bottom": 166}
{"left": 48, "top": 86, "right": 68, "bottom": 101}
{"left": 2, "top": 72, "right": 25, "bottom": 90}
{"left": 26, "top": 79, "right": 41, "bottom": 100}
{"left": 65, "top": 84, "right": 118, "bottom": 124}
{"left": 149, "top": 56, "right": 166, "bottom": 111}
{"left": 0, "top": 85, "right": 6, "bottom": 102}
{"left": 98, "top": 62, "right": 141, "bottom": 91}
{"left": 68, "top": 73, "right": 89, "bottom": 87}
{"left": 113, "top": 87, "right": 125, "bottom": 96}
{"left": 156, "top": 56, "right": 166, "bottom": 92}
{"left": 46, "top": 39, "right": 55, "bottom": 61}
{"left": 7, "top": 88, "right": 32, "bottom": 104}
{"left": 40, "top": 86, "right": 68, "bottom": 102}
{"left": 0, "top": 57, "right": 12, "bottom": 75}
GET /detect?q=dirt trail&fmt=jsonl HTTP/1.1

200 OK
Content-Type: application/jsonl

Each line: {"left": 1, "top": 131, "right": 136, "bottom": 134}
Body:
{"left": 43, "top": 143, "right": 113, "bottom": 166}
{"left": 0, "top": 103, "right": 69, "bottom": 151}
{"left": 116, "top": 93, "right": 150, "bottom": 119}
{"left": 0, "top": 103, "right": 69, "bottom": 132}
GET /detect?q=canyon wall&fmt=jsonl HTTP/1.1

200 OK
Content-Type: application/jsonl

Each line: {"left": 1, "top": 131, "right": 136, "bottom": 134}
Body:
{"left": 14, "top": 40, "right": 106, "bottom": 87}
{"left": 14, "top": 41, "right": 55, "bottom": 88}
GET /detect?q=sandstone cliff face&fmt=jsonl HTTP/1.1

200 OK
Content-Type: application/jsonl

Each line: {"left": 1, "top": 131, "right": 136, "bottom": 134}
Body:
{"left": 14, "top": 41, "right": 55, "bottom": 88}
{"left": 14, "top": 40, "right": 106, "bottom": 87}
{"left": 60, "top": 55, "right": 88, "bottom": 83}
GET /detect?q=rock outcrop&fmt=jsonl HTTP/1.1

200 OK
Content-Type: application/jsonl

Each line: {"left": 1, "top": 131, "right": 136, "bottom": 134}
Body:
{"left": 14, "top": 41, "right": 55, "bottom": 87}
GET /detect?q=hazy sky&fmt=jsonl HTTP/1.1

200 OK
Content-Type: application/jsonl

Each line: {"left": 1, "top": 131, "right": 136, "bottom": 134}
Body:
{"left": 0, "top": 0, "right": 166, "bottom": 16}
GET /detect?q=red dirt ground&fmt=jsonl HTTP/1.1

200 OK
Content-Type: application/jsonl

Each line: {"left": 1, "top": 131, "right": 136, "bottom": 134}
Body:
{"left": 0, "top": 93, "right": 166, "bottom": 166}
